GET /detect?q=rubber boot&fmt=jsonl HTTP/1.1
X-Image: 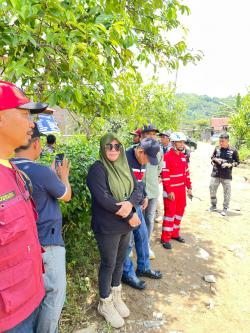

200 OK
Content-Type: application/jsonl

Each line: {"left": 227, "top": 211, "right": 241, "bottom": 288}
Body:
{"left": 111, "top": 285, "right": 130, "bottom": 318}
{"left": 98, "top": 294, "right": 125, "bottom": 328}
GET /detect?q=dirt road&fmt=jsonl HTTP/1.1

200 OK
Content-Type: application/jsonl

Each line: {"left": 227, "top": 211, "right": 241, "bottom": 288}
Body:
{"left": 79, "top": 142, "right": 250, "bottom": 333}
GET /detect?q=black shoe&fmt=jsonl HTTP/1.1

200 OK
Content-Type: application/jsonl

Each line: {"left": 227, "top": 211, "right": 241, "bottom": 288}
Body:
{"left": 136, "top": 269, "right": 162, "bottom": 279}
{"left": 162, "top": 242, "right": 172, "bottom": 249}
{"left": 172, "top": 236, "right": 185, "bottom": 243}
{"left": 122, "top": 276, "right": 146, "bottom": 290}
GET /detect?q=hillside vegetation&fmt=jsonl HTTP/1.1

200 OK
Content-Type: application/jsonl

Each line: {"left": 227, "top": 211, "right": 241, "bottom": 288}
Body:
{"left": 177, "top": 93, "right": 236, "bottom": 121}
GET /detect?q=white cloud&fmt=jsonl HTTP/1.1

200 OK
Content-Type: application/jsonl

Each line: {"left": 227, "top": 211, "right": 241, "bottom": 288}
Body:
{"left": 174, "top": 0, "right": 250, "bottom": 97}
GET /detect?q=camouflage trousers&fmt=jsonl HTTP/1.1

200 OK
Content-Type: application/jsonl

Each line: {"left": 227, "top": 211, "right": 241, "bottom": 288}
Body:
{"left": 209, "top": 177, "right": 232, "bottom": 210}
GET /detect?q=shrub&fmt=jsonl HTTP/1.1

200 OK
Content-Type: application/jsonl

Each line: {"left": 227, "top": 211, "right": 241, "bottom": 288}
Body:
{"left": 40, "top": 135, "right": 100, "bottom": 331}
{"left": 238, "top": 144, "right": 250, "bottom": 161}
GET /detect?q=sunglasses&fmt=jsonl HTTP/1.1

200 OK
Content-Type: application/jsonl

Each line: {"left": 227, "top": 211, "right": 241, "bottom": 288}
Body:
{"left": 105, "top": 143, "right": 122, "bottom": 151}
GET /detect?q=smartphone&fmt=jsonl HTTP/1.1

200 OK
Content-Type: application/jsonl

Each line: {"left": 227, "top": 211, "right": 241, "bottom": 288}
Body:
{"left": 55, "top": 153, "right": 64, "bottom": 168}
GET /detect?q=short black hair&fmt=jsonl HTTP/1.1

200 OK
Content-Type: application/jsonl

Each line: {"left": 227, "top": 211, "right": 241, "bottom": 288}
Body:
{"left": 219, "top": 132, "right": 229, "bottom": 140}
{"left": 47, "top": 134, "right": 56, "bottom": 145}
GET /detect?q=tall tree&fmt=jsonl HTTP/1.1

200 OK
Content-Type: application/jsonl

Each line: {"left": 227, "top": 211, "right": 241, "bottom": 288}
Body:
{"left": 0, "top": 0, "right": 201, "bottom": 117}
{"left": 230, "top": 92, "right": 250, "bottom": 145}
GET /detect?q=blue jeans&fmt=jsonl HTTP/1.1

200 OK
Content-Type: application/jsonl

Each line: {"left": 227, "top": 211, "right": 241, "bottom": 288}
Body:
{"left": 123, "top": 207, "right": 150, "bottom": 279}
{"left": 144, "top": 198, "right": 158, "bottom": 242}
{"left": 4, "top": 307, "right": 39, "bottom": 333}
{"left": 35, "top": 246, "right": 66, "bottom": 333}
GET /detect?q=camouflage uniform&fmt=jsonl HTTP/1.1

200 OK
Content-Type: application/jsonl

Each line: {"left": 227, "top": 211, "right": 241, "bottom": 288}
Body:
{"left": 210, "top": 177, "right": 231, "bottom": 210}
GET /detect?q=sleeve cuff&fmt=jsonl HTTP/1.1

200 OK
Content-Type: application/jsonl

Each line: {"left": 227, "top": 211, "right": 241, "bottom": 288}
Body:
{"left": 123, "top": 208, "right": 135, "bottom": 223}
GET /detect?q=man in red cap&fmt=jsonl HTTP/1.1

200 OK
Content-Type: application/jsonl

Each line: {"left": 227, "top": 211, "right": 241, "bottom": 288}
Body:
{"left": 0, "top": 81, "right": 48, "bottom": 332}
{"left": 130, "top": 128, "right": 142, "bottom": 145}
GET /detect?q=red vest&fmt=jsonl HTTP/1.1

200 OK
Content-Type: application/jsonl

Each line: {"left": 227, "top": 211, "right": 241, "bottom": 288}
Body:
{"left": 0, "top": 164, "right": 45, "bottom": 331}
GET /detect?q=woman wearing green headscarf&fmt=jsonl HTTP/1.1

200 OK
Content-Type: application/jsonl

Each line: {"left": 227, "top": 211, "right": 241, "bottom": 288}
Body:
{"left": 87, "top": 133, "right": 142, "bottom": 329}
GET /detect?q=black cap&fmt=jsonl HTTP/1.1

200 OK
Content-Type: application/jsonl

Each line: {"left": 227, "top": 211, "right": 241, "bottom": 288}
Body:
{"left": 142, "top": 124, "right": 159, "bottom": 133}
{"left": 32, "top": 123, "right": 46, "bottom": 139}
{"left": 219, "top": 132, "right": 229, "bottom": 139}
{"left": 139, "top": 138, "right": 160, "bottom": 165}
{"left": 17, "top": 101, "right": 49, "bottom": 114}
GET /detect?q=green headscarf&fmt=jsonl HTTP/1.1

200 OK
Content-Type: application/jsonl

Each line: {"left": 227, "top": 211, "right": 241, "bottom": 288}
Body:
{"left": 99, "top": 133, "right": 134, "bottom": 202}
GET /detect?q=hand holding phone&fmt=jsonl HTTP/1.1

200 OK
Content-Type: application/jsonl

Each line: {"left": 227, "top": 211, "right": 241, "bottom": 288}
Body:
{"left": 56, "top": 157, "right": 70, "bottom": 181}
{"left": 55, "top": 153, "right": 64, "bottom": 168}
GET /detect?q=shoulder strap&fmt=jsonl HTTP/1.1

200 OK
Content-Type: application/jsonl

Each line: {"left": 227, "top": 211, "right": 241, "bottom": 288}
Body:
{"left": 10, "top": 162, "right": 33, "bottom": 195}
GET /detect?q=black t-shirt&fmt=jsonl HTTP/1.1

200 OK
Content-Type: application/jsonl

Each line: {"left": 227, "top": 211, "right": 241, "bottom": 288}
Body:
{"left": 211, "top": 146, "right": 240, "bottom": 179}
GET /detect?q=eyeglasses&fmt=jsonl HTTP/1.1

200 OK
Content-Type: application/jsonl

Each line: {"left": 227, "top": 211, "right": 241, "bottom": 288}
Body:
{"left": 105, "top": 143, "right": 122, "bottom": 151}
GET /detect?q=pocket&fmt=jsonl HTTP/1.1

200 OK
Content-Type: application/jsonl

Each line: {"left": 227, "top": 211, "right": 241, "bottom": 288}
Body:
{"left": 0, "top": 200, "right": 28, "bottom": 245}
{"left": 0, "top": 259, "right": 36, "bottom": 314}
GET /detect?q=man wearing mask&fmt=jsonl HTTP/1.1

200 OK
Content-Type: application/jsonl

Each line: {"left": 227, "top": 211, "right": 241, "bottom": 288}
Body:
{"left": 209, "top": 133, "right": 239, "bottom": 216}
{"left": 161, "top": 132, "right": 192, "bottom": 250}
{"left": 0, "top": 81, "right": 47, "bottom": 332}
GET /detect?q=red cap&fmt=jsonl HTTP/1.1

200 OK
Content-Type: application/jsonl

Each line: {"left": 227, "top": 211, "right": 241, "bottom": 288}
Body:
{"left": 130, "top": 128, "right": 142, "bottom": 137}
{"left": 0, "top": 81, "right": 48, "bottom": 114}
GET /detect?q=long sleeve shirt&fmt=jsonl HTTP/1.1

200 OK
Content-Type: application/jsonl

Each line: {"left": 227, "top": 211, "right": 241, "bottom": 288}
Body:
{"left": 143, "top": 149, "right": 164, "bottom": 199}
{"left": 161, "top": 149, "right": 192, "bottom": 195}
{"left": 87, "top": 161, "right": 143, "bottom": 234}
{"left": 211, "top": 146, "right": 239, "bottom": 179}
{"left": 126, "top": 147, "right": 146, "bottom": 204}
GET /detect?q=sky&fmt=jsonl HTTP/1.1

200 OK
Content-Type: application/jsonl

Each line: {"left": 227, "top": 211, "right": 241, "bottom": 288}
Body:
{"left": 157, "top": 0, "right": 250, "bottom": 97}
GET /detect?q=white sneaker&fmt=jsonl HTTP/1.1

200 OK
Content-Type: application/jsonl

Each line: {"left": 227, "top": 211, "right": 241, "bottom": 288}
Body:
{"left": 149, "top": 247, "right": 156, "bottom": 260}
{"left": 98, "top": 294, "right": 124, "bottom": 328}
{"left": 112, "top": 285, "right": 130, "bottom": 318}
{"left": 220, "top": 210, "right": 227, "bottom": 216}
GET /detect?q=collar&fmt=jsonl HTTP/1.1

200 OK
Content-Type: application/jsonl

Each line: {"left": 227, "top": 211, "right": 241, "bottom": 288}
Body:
{"left": 11, "top": 157, "right": 35, "bottom": 165}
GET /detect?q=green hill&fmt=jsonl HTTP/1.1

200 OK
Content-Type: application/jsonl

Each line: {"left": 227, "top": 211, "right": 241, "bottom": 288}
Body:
{"left": 177, "top": 93, "right": 236, "bottom": 121}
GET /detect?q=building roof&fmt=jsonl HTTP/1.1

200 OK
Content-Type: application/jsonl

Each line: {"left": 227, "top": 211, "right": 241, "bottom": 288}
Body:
{"left": 211, "top": 117, "right": 229, "bottom": 131}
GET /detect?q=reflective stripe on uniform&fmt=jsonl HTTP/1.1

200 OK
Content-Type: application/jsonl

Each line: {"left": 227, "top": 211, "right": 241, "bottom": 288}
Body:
{"left": 174, "top": 214, "right": 182, "bottom": 220}
{"left": 162, "top": 226, "right": 173, "bottom": 231}
{"left": 170, "top": 182, "right": 185, "bottom": 187}
{"left": 162, "top": 178, "right": 170, "bottom": 181}
{"left": 173, "top": 224, "right": 180, "bottom": 229}
{"left": 163, "top": 216, "right": 175, "bottom": 222}
{"left": 170, "top": 174, "right": 184, "bottom": 178}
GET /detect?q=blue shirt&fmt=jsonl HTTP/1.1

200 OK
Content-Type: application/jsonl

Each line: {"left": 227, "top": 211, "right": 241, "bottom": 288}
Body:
{"left": 11, "top": 158, "right": 66, "bottom": 246}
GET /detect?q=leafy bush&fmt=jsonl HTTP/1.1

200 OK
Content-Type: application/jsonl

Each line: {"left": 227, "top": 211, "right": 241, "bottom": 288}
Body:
{"left": 238, "top": 144, "right": 250, "bottom": 161}
{"left": 56, "top": 136, "right": 99, "bottom": 269}
{"left": 40, "top": 135, "right": 100, "bottom": 331}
